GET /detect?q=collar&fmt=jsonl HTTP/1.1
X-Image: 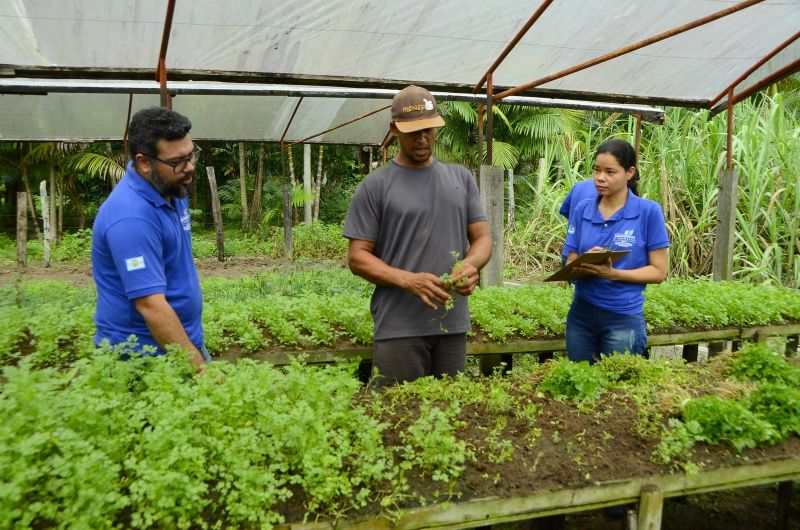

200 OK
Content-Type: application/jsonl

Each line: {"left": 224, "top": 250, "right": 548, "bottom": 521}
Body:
{"left": 583, "top": 188, "right": 641, "bottom": 223}
{"left": 123, "top": 161, "right": 171, "bottom": 208}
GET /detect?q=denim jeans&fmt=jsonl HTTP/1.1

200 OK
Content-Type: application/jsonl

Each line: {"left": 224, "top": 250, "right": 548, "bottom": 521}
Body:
{"left": 566, "top": 298, "right": 647, "bottom": 364}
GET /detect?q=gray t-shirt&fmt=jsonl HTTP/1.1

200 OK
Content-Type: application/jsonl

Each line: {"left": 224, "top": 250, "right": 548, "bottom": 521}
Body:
{"left": 343, "top": 159, "right": 487, "bottom": 340}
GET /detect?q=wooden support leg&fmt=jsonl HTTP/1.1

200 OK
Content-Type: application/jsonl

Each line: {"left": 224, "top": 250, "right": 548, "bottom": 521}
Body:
{"left": 707, "top": 342, "right": 725, "bottom": 358}
{"left": 777, "top": 480, "right": 793, "bottom": 530}
{"left": 637, "top": 484, "right": 663, "bottom": 530}
{"left": 786, "top": 335, "right": 798, "bottom": 357}
{"left": 682, "top": 344, "right": 699, "bottom": 363}
{"left": 530, "top": 514, "right": 565, "bottom": 530}
{"left": 480, "top": 354, "right": 512, "bottom": 376}
{"left": 538, "top": 351, "right": 555, "bottom": 364}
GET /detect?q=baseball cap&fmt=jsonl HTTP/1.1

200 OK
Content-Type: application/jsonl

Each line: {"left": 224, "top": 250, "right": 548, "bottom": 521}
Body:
{"left": 391, "top": 85, "right": 445, "bottom": 133}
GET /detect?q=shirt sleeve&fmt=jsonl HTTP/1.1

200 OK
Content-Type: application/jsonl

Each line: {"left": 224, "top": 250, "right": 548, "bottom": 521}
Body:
{"left": 104, "top": 217, "right": 167, "bottom": 299}
{"left": 563, "top": 201, "right": 583, "bottom": 255}
{"left": 645, "top": 203, "right": 670, "bottom": 251}
{"left": 559, "top": 188, "right": 573, "bottom": 218}
{"left": 464, "top": 168, "right": 487, "bottom": 224}
{"left": 343, "top": 178, "right": 381, "bottom": 242}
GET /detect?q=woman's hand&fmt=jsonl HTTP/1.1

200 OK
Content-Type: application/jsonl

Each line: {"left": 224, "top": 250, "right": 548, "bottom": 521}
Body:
{"left": 572, "top": 258, "right": 616, "bottom": 279}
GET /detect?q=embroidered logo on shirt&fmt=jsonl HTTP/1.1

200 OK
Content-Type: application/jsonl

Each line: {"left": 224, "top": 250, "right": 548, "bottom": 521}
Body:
{"left": 613, "top": 229, "right": 636, "bottom": 248}
{"left": 567, "top": 224, "right": 576, "bottom": 235}
{"left": 181, "top": 208, "right": 192, "bottom": 231}
{"left": 125, "top": 256, "right": 146, "bottom": 271}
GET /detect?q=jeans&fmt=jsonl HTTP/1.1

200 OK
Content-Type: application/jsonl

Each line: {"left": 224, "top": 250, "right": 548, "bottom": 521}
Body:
{"left": 566, "top": 298, "right": 647, "bottom": 364}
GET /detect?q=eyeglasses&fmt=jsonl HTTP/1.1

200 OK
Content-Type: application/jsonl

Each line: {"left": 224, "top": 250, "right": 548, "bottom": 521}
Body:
{"left": 150, "top": 144, "right": 201, "bottom": 173}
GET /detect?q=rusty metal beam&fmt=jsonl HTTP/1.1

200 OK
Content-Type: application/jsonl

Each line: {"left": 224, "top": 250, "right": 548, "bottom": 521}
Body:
{"left": 284, "top": 103, "right": 391, "bottom": 147}
{"left": 726, "top": 91, "right": 734, "bottom": 170}
{"left": 156, "top": 0, "right": 177, "bottom": 108}
{"left": 634, "top": 114, "right": 642, "bottom": 157}
{"left": 280, "top": 97, "right": 304, "bottom": 144}
{"left": 707, "top": 29, "right": 800, "bottom": 109}
{"left": 486, "top": 74, "right": 494, "bottom": 165}
{"left": 474, "top": 0, "right": 556, "bottom": 93}
{"left": 718, "top": 56, "right": 800, "bottom": 112}
{"left": 494, "top": 0, "right": 766, "bottom": 101}
{"left": 379, "top": 129, "right": 393, "bottom": 151}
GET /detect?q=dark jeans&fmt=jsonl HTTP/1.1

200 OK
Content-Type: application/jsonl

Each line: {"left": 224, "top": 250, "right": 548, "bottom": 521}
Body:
{"left": 566, "top": 298, "right": 647, "bottom": 364}
{"left": 371, "top": 333, "right": 467, "bottom": 386}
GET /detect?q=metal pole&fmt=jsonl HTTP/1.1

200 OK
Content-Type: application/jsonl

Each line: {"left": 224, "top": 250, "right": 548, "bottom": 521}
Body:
{"left": 706, "top": 29, "right": 800, "bottom": 109}
{"left": 280, "top": 97, "right": 304, "bottom": 144}
{"left": 157, "top": 0, "right": 177, "bottom": 109}
{"left": 486, "top": 74, "right": 494, "bottom": 166}
{"left": 634, "top": 114, "right": 642, "bottom": 157}
{"left": 473, "top": 0, "right": 556, "bottom": 92}
{"left": 727, "top": 91, "right": 734, "bottom": 170}
{"left": 493, "top": 0, "right": 765, "bottom": 101}
{"left": 477, "top": 103, "right": 485, "bottom": 167}
{"left": 285, "top": 104, "right": 391, "bottom": 147}
{"left": 725, "top": 57, "right": 800, "bottom": 108}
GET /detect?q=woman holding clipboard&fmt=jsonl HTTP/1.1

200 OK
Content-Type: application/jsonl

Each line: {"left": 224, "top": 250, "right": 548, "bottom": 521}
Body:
{"left": 563, "top": 139, "right": 669, "bottom": 363}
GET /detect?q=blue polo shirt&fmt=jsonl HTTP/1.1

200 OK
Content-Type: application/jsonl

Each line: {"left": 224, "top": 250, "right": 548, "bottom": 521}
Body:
{"left": 92, "top": 162, "right": 203, "bottom": 354}
{"left": 564, "top": 189, "right": 669, "bottom": 315}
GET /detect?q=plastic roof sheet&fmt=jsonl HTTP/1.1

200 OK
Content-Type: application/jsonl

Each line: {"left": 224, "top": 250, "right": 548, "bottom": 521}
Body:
{"left": 0, "top": 79, "right": 665, "bottom": 142}
{"left": 1, "top": 0, "right": 798, "bottom": 141}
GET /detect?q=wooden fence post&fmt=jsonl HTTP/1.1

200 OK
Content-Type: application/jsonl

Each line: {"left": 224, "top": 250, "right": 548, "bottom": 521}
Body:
{"left": 40, "top": 181, "right": 51, "bottom": 267}
{"left": 479, "top": 165, "right": 507, "bottom": 375}
{"left": 16, "top": 192, "right": 27, "bottom": 268}
{"left": 479, "top": 164, "right": 504, "bottom": 288}
{"left": 205, "top": 166, "right": 225, "bottom": 262}
{"left": 709, "top": 168, "right": 738, "bottom": 357}
{"left": 637, "top": 484, "right": 663, "bottom": 530}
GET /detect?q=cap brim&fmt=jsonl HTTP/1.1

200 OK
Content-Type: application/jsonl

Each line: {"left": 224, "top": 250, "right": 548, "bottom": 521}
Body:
{"left": 394, "top": 115, "right": 445, "bottom": 133}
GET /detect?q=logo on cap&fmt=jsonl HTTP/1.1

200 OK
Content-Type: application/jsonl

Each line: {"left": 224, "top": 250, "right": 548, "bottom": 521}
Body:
{"left": 391, "top": 85, "right": 446, "bottom": 133}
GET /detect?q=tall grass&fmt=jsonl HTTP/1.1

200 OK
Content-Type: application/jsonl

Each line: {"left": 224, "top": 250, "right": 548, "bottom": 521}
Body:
{"left": 508, "top": 95, "right": 800, "bottom": 287}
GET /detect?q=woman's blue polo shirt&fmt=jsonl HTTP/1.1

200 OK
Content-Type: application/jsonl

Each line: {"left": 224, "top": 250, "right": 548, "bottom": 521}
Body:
{"left": 564, "top": 189, "right": 669, "bottom": 315}
{"left": 91, "top": 162, "right": 203, "bottom": 353}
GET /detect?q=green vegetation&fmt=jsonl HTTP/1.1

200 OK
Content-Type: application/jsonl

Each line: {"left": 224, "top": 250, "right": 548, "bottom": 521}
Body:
{"left": 655, "top": 343, "right": 800, "bottom": 469}
{"left": 1, "top": 276, "right": 799, "bottom": 368}
{"left": 3, "top": 339, "right": 798, "bottom": 527}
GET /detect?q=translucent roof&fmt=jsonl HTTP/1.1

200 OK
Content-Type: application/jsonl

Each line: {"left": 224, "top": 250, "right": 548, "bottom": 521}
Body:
{"left": 1, "top": 0, "right": 798, "bottom": 141}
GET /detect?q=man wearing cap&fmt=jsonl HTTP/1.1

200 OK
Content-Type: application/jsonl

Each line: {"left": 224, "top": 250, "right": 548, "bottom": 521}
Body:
{"left": 344, "top": 85, "right": 492, "bottom": 385}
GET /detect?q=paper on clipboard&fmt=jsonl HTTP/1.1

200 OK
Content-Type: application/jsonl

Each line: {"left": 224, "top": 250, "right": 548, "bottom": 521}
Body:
{"left": 544, "top": 250, "right": 631, "bottom": 282}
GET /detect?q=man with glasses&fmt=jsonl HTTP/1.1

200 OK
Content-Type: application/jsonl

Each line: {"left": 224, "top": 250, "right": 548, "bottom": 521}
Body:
{"left": 92, "top": 106, "right": 208, "bottom": 367}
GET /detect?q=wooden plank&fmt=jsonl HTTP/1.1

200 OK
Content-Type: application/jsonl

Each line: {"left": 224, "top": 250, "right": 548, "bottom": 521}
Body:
{"left": 242, "top": 324, "right": 800, "bottom": 366}
{"left": 636, "top": 484, "right": 663, "bottom": 530}
{"left": 16, "top": 191, "right": 27, "bottom": 268}
{"left": 205, "top": 166, "right": 225, "bottom": 261}
{"left": 275, "top": 455, "right": 800, "bottom": 530}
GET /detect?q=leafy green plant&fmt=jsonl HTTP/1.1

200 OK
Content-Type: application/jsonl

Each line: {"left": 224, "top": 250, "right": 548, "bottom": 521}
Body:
{"left": 539, "top": 359, "right": 608, "bottom": 402}
{"left": 726, "top": 342, "right": 800, "bottom": 386}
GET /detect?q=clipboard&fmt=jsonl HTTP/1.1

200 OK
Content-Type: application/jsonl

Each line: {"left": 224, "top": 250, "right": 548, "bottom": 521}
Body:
{"left": 544, "top": 250, "right": 630, "bottom": 282}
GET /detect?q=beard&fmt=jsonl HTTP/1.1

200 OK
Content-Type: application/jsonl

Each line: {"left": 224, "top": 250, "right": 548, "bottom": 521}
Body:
{"left": 150, "top": 167, "right": 194, "bottom": 199}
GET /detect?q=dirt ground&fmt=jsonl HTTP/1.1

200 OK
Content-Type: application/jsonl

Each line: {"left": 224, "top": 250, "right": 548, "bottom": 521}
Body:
{"left": 4, "top": 258, "right": 799, "bottom": 529}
